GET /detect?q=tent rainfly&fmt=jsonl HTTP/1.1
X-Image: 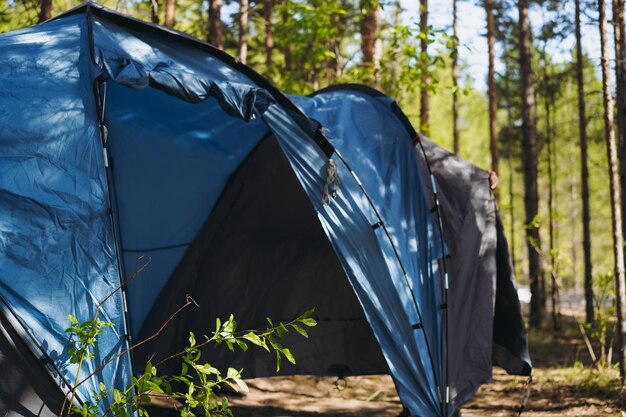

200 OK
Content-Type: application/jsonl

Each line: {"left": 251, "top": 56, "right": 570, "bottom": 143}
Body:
{"left": 0, "top": 5, "right": 530, "bottom": 417}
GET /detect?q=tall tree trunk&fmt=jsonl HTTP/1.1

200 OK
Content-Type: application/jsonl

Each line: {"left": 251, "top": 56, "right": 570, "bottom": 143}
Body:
{"left": 360, "top": 0, "right": 382, "bottom": 88}
{"left": 576, "top": 0, "right": 594, "bottom": 325}
{"left": 613, "top": 0, "right": 626, "bottom": 259}
{"left": 486, "top": 0, "right": 499, "bottom": 180}
{"left": 282, "top": 0, "right": 292, "bottom": 71}
{"left": 504, "top": 53, "right": 516, "bottom": 270}
{"left": 599, "top": 0, "right": 626, "bottom": 382}
{"left": 164, "top": 0, "right": 176, "bottom": 28}
{"left": 264, "top": 0, "right": 274, "bottom": 68}
{"left": 150, "top": 0, "right": 159, "bottom": 24}
{"left": 544, "top": 64, "right": 561, "bottom": 331}
{"left": 238, "top": 0, "right": 249, "bottom": 64}
{"left": 452, "top": 0, "right": 460, "bottom": 154}
{"left": 419, "top": 0, "right": 429, "bottom": 134}
{"left": 518, "top": 0, "right": 544, "bottom": 328}
{"left": 38, "top": 0, "right": 52, "bottom": 23}
{"left": 208, "top": 0, "right": 223, "bottom": 50}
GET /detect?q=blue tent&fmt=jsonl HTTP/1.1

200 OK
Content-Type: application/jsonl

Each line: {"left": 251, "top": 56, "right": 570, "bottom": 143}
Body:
{"left": 0, "top": 5, "right": 529, "bottom": 417}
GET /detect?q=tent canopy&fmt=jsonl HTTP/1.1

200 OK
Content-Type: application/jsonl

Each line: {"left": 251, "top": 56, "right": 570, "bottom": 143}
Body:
{"left": 0, "top": 6, "right": 528, "bottom": 417}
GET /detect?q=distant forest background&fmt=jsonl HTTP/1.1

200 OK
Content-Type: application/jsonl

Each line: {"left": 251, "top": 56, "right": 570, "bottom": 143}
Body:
{"left": 3, "top": 0, "right": 626, "bottom": 382}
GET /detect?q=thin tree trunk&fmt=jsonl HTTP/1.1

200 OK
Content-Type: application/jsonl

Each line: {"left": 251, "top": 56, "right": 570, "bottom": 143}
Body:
{"left": 264, "top": 0, "right": 274, "bottom": 68}
{"left": 149, "top": 0, "right": 159, "bottom": 24}
{"left": 504, "top": 53, "right": 516, "bottom": 270}
{"left": 576, "top": 0, "right": 594, "bottom": 326}
{"left": 390, "top": 1, "right": 402, "bottom": 98}
{"left": 282, "top": 0, "right": 292, "bottom": 71}
{"left": 452, "top": 0, "right": 460, "bottom": 154}
{"left": 39, "top": 0, "right": 52, "bottom": 23}
{"left": 544, "top": 63, "right": 561, "bottom": 332}
{"left": 164, "top": 0, "right": 176, "bottom": 28}
{"left": 486, "top": 0, "right": 499, "bottom": 180}
{"left": 613, "top": 0, "right": 626, "bottom": 257}
{"left": 420, "top": 0, "right": 429, "bottom": 134}
{"left": 208, "top": 0, "right": 223, "bottom": 50}
{"left": 599, "top": 0, "right": 626, "bottom": 382}
{"left": 238, "top": 0, "right": 249, "bottom": 64}
{"left": 519, "top": 0, "right": 544, "bottom": 328}
{"left": 360, "top": 0, "right": 381, "bottom": 88}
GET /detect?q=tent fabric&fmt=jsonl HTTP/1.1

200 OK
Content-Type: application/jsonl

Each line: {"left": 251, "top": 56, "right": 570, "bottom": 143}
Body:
{"left": 0, "top": 12, "right": 132, "bottom": 410}
{"left": 415, "top": 136, "right": 531, "bottom": 381}
{"left": 135, "top": 133, "right": 389, "bottom": 379}
{"left": 0, "top": 5, "right": 528, "bottom": 417}
{"left": 296, "top": 84, "right": 531, "bottom": 414}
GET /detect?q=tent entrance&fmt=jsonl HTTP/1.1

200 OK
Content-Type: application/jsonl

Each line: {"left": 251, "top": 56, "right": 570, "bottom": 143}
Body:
{"left": 104, "top": 83, "right": 388, "bottom": 378}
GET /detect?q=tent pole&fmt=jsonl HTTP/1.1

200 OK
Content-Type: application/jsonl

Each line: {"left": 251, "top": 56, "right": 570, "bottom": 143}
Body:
{"left": 92, "top": 76, "right": 137, "bottom": 375}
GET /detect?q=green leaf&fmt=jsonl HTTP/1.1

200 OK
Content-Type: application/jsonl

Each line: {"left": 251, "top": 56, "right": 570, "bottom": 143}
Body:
{"left": 301, "top": 318, "right": 317, "bottom": 327}
{"left": 281, "top": 347, "right": 296, "bottom": 365}
{"left": 243, "top": 332, "right": 268, "bottom": 351}
{"left": 189, "top": 332, "right": 196, "bottom": 348}
{"left": 113, "top": 388, "right": 123, "bottom": 404}
{"left": 290, "top": 323, "right": 308, "bottom": 338}
{"left": 236, "top": 339, "right": 248, "bottom": 351}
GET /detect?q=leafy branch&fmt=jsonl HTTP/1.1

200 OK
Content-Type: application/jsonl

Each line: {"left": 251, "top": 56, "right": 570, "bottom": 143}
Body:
{"left": 63, "top": 307, "right": 317, "bottom": 417}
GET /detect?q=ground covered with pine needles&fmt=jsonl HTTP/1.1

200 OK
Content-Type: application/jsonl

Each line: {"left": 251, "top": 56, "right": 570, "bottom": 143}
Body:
{"left": 226, "top": 314, "right": 626, "bottom": 417}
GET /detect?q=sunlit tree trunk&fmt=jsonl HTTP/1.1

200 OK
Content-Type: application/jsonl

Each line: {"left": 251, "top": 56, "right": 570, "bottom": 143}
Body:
{"left": 543, "top": 62, "right": 561, "bottom": 331}
{"left": 613, "top": 0, "right": 626, "bottom": 260}
{"left": 419, "top": 0, "right": 429, "bottom": 134}
{"left": 208, "top": 0, "right": 223, "bottom": 49}
{"left": 264, "top": 0, "right": 274, "bottom": 68}
{"left": 164, "top": 0, "right": 176, "bottom": 28}
{"left": 360, "top": 0, "right": 382, "bottom": 88}
{"left": 599, "top": 0, "right": 626, "bottom": 382}
{"left": 149, "top": 0, "right": 159, "bottom": 24}
{"left": 504, "top": 53, "right": 516, "bottom": 270}
{"left": 39, "top": 0, "right": 52, "bottom": 23}
{"left": 575, "top": 0, "right": 594, "bottom": 326}
{"left": 281, "top": 0, "right": 292, "bottom": 71}
{"left": 238, "top": 0, "right": 249, "bottom": 64}
{"left": 518, "top": 0, "right": 544, "bottom": 328}
{"left": 452, "top": 0, "right": 460, "bottom": 154}
{"left": 486, "top": 0, "right": 499, "bottom": 179}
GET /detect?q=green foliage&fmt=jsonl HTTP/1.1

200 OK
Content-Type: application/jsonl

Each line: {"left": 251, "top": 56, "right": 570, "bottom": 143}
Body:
{"left": 63, "top": 310, "right": 317, "bottom": 417}
{"left": 272, "top": 0, "right": 353, "bottom": 94}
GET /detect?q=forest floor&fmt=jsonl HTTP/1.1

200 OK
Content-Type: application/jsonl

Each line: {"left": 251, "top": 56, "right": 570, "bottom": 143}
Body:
{"left": 148, "top": 311, "right": 626, "bottom": 416}
{"left": 225, "top": 313, "right": 626, "bottom": 417}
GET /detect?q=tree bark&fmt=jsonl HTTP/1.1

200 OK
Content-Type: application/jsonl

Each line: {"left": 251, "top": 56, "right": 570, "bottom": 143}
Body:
{"left": 360, "top": 0, "right": 382, "bottom": 88}
{"left": 264, "top": 0, "right": 274, "bottom": 68}
{"left": 486, "top": 0, "right": 499, "bottom": 180}
{"left": 613, "top": 0, "right": 626, "bottom": 262}
{"left": 504, "top": 52, "right": 515, "bottom": 271}
{"left": 282, "top": 0, "right": 292, "bottom": 71}
{"left": 38, "top": 0, "right": 52, "bottom": 23}
{"left": 238, "top": 0, "right": 249, "bottom": 64}
{"left": 149, "top": 0, "right": 159, "bottom": 24}
{"left": 599, "top": 0, "right": 626, "bottom": 382}
{"left": 518, "top": 0, "right": 544, "bottom": 328}
{"left": 420, "top": 0, "right": 429, "bottom": 134}
{"left": 576, "top": 0, "right": 594, "bottom": 326}
{"left": 164, "top": 0, "right": 176, "bottom": 28}
{"left": 208, "top": 0, "right": 223, "bottom": 50}
{"left": 452, "top": 0, "right": 460, "bottom": 154}
{"left": 543, "top": 63, "right": 561, "bottom": 332}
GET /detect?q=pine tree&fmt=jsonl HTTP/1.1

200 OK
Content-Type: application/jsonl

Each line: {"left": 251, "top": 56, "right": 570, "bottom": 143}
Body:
{"left": 518, "top": 0, "right": 544, "bottom": 328}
